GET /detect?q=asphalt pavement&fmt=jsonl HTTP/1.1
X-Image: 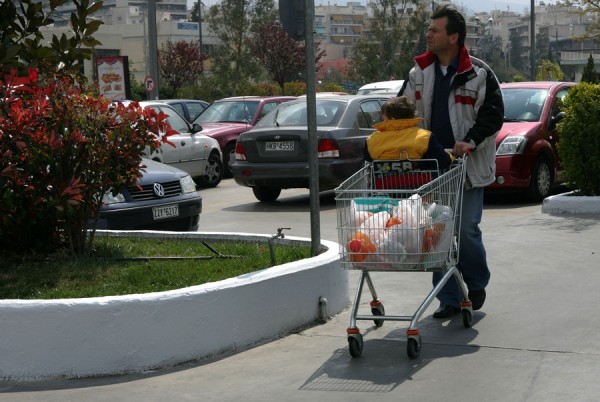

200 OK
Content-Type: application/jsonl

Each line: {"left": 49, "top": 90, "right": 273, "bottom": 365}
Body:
{"left": 1, "top": 195, "right": 600, "bottom": 401}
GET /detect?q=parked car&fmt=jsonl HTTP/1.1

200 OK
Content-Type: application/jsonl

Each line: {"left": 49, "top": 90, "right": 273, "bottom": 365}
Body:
{"left": 356, "top": 80, "right": 404, "bottom": 95}
{"left": 192, "top": 96, "right": 297, "bottom": 177}
{"left": 489, "top": 81, "right": 575, "bottom": 201}
{"left": 94, "top": 158, "right": 202, "bottom": 231}
{"left": 160, "top": 99, "right": 210, "bottom": 123}
{"left": 125, "top": 100, "right": 223, "bottom": 188}
{"left": 232, "top": 95, "right": 392, "bottom": 202}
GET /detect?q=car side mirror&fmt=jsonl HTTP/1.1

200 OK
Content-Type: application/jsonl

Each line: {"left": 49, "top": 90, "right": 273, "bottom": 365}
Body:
{"left": 549, "top": 111, "right": 565, "bottom": 131}
{"left": 191, "top": 123, "right": 203, "bottom": 133}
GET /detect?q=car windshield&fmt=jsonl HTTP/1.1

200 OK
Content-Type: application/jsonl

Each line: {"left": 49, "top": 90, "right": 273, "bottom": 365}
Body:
{"left": 502, "top": 88, "right": 548, "bottom": 122}
{"left": 194, "top": 100, "right": 259, "bottom": 124}
{"left": 257, "top": 100, "right": 345, "bottom": 127}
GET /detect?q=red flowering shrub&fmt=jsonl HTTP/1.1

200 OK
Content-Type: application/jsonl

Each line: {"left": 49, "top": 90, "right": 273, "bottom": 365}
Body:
{"left": 0, "top": 69, "right": 175, "bottom": 255}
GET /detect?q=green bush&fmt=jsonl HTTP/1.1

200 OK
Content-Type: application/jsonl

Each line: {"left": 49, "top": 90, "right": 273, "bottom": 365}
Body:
{"left": 557, "top": 82, "right": 600, "bottom": 196}
{"left": 284, "top": 81, "right": 307, "bottom": 96}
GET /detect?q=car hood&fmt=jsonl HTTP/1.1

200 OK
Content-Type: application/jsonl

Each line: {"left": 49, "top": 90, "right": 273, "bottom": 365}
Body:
{"left": 496, "top": 121, "right": 541, "bottom": 144}
{"left": 140, "top": 158, "right": 188, "bottom": 180}
{"left": 197, "top": 122, "right": 251, "bottom": 136}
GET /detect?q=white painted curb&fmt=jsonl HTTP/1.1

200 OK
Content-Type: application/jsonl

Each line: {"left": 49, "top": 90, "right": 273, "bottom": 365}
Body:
{"left": 542, "top": 191, "right": 600, "bottom": 214}
{"left": 0, "top": 232, "right": 349, "bottom": 382}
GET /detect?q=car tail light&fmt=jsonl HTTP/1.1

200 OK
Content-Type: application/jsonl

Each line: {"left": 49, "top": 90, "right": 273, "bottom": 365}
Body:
{"left": 318, "top": 139, "right": 340, "bottom": 158}
{"left": 235, "top": 141, "right": 247, "bottom": 161}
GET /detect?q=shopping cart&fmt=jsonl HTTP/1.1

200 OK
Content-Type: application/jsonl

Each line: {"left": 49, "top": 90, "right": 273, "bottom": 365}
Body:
{"left": 334, "top": 157, "right": 473, "bottom": 359}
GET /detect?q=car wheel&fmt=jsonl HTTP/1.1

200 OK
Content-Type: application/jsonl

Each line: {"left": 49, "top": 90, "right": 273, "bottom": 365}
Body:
{"left": 525, "top": 156, "right": 552, "bottom": 202}
{"left": 196, "top": 152, "right": 223, "bottom": 188}
{"left": 252, "top": 187, "right": 281, "bottom": 202}
{"left": 223, "top": 143, "right": 235, "bottom": 178}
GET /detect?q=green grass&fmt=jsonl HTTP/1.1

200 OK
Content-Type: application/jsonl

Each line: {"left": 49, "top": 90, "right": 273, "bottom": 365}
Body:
{"left": 0, "top": 237, "right": 313, "bottom": 300}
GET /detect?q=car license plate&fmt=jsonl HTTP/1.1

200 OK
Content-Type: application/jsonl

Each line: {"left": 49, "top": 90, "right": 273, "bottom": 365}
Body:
{"left": 265, "top": 141, "right": 294, "bottom": 151}
{"left": 153, "top": 205, "right": 179, "bottom": 220}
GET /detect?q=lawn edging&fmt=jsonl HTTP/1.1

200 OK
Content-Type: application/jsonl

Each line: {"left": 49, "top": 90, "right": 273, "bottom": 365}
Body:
{"left": 0, "top": 231, "right": 348, "bottom": 382}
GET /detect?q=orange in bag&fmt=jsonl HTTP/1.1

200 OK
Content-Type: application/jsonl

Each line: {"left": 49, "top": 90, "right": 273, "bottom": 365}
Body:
{"left": 347, "top": 231, "right": 377, "bottom": 262}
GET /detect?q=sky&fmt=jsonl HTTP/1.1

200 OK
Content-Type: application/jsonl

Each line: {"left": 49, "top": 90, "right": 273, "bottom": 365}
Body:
{"left": 188, "top": 0, "right": 538, "bottom": 15}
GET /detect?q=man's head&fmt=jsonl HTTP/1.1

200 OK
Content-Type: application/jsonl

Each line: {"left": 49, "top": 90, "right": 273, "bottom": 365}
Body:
{"left": 382, "top": 96, "right": 415, "bottom": 120}
{"left": 427, "top": 5, "right": 466, "bottom": 60}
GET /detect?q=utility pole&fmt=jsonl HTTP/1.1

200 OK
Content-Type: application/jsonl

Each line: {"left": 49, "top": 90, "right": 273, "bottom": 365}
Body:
{"left": 198, "top": 1, "right": 203, "bottom": 73}
{"left": 148, "top": 0, "right": 159, "bottom": 100}
{"left": 530, "top": 0, "right": 536, "bottom": 80}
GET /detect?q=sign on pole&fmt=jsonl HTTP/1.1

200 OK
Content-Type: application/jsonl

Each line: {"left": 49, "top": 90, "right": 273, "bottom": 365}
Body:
{"left": 144, "top": 76, "right": 155, "bottom": 93}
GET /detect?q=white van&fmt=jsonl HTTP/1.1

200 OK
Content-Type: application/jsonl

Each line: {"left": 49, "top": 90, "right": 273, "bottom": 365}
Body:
{"left": 356, "top": 80, "right": 404, "bottom": 95}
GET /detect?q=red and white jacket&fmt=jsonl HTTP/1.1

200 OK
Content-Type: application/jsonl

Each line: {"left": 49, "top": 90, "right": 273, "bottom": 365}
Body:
{"left": 399, "top": 46, "right": 504, "bottom": 187}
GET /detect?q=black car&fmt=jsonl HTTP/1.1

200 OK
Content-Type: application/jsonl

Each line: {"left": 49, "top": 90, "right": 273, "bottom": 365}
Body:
{"left": 94, "top": 159, "right": 202, "bottom": 231}
{"left": 232, "top": 95, "right": 391, "bottom": 202}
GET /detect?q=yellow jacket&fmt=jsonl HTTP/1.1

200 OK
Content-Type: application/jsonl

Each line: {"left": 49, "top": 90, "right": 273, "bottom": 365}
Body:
{"left": 366, "top": 117, "right": 431, "bottom": 160}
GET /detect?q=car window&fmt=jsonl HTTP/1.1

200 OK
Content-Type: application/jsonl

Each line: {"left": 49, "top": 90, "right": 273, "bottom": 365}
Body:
{"left": 186, "top": 102, "right": 206, "bottom": 121}
{"left": 551, "top": 88, "right": 569, "bottom": 117}
{"left": 257, "top": 100, "right": 345, "bottom": 127}
{"left": 169, "top": 102, "right": 185, "bottom": 118}
{"left": 159, "top": 105, "right": 190, "bottom": 133}
{"left": 258, "top": 102, "right": 278, "bottom": 120}
{"left": 358, "top": 100, "right": 383, "bottom": 127}
{"left": 195, "top": 100, "right": 260, "bottom": 123}
{"left": 502, "top": 88, "right": 548, "bottom": 121}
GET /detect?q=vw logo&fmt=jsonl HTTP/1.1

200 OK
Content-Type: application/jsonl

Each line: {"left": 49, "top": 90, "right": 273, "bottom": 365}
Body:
{"left": 153, "top": 183, "right": 165, "bottom": 197}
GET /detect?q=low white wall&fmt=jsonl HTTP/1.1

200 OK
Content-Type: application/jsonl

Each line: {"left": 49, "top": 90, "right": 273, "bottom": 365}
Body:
{"left": 0, "top": 232, "right": 348, "bottom": 382}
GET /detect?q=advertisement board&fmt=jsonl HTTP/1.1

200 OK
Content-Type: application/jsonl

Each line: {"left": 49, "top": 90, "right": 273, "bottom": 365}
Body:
{"left": 96, "top": 56, "right": 130, "bottom": 100}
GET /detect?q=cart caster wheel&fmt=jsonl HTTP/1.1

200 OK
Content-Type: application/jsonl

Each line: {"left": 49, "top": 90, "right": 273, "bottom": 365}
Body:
{"left": 462, "top": 308, "right": 473, "bottom": 328}
{"left": 407, "top": 336, "right": 421, "bottom": 359}
{"left": 371, "top": 304, "right": 385, "bottom": 328}
{"left": 348, "top": 334, "right": 363, "bottom": 358}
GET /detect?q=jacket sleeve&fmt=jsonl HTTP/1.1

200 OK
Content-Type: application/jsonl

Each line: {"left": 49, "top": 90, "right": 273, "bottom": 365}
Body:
{"left": 464, "top": 68, "right": 504, "bottom": 146}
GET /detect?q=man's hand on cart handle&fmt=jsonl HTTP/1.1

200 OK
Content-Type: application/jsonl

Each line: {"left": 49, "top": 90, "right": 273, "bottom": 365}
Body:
{"left": 453, "top": 140, "right": 474, "bottom": 157}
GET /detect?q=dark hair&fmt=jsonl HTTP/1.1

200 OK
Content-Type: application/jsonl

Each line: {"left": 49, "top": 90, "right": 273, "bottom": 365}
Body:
{"left": 431, "top": 5, "right": 466, "bottom": 47}
{"left": 381, "top": 96, "right": 415, "bottom": 119}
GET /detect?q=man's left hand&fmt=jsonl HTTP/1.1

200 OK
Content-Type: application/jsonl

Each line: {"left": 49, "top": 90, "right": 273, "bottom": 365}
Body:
{"left": 453, "top": 140, "right": 474, "bottom": 157}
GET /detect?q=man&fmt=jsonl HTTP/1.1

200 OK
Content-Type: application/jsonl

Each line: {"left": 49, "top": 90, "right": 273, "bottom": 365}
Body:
{"left": 399, "top": 5, "right": 504, "bottom": 318}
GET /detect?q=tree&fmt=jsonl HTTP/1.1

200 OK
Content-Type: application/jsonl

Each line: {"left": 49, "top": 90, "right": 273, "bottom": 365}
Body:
{"left": 581, "top": 54, "right": 598, "bottom": 83}
{"left": 0, "top": 0, "right": 102, "bottom": 82}
{"left": 204, "top": 0, "right": 278, "bottom": 96}
{"left": 508, "top": 29, "right": 528, "bottom": 76}
{"left": 247, "top": 21, "right": 325, "bottom": 95}
{"left": 158, "top": 40, "right": 207, "bottom": 94}
{"left": 535, "top": 59, "right": 564, "bottom": 81}
{"left": 347, "top": 0, "right": 430, "bottom": 85}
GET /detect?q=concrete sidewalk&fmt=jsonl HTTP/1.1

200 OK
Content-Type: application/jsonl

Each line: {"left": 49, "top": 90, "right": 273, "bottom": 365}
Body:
{"left": 1, "top": 209, "right": 600, "bottom": 401}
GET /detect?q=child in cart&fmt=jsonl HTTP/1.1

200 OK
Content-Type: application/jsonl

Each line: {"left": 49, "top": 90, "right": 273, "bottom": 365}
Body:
{"left": 364, "top": 96, "right": 453, "bottom": 168}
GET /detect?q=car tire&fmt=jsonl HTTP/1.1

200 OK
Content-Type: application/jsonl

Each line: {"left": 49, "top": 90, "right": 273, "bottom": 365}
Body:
{"left": 223, "top": 143, "right": 235, "bottom": 178}
{"left": 252, "top": 187, "right": 281, "bottom": 202}
{"left": 525, "top": 156, "right": 553, "bottom": 202}
{"left": 196, "top": 152, "right": 223, "bottom": 188}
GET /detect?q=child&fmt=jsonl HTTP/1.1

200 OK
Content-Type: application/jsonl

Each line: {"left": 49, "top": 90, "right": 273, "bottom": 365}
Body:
{"left": 364, "top": 96, "right": 453, "bottom": 169}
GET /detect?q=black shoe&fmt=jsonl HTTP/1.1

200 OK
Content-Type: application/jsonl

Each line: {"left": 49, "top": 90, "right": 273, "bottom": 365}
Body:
{"left": 469, "top": 288, "right": 486, "bottom": 311}
{"left": 433, "top": 304, "right": 460, "bottom": 318}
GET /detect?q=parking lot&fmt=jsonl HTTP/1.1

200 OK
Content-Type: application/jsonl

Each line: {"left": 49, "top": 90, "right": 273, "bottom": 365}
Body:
{"left": 3, "top": 178, "right": 599, "bottom": 401}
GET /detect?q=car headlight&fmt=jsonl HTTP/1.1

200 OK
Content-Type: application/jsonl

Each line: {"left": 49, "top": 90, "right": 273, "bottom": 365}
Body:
{"left": 180, "top": 175, "right": 197, "bottom": 194}
{"left": 497, "top": 136, "right": 527, "bottom": 155}
{"left": 102, "top": 191, "right": 126, "bottom": 205}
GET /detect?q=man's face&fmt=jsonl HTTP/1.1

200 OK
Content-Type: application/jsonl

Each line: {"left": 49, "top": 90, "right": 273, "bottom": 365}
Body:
{"left": 426, "top": 16, "right": 458, "bottom": 55}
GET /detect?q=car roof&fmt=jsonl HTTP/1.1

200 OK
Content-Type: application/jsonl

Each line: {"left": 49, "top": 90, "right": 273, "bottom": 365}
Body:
{"left": 500, "top": 81, "right": 576, "bottom": 90}
{"left": 215, "top": 96, "right": 297, "bottom": 102}
{"left": 358, "top": 80, "right": 404, "bottom": 90}
{"left": 160, "top": 99, "right": 208, "bottom": 103}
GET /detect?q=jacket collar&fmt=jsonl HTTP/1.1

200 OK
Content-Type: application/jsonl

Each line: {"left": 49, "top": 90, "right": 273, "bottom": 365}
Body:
{"left": 414, "top": 46, "right": 475, "bottom": 79}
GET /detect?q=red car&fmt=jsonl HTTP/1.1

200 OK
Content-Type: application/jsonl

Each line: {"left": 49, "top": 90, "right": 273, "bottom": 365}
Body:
{"left": 489, "top": 81, "right": 575, "bottom": 201}
{"left": 192, "top": 96, "right": 296, "bottom": 177}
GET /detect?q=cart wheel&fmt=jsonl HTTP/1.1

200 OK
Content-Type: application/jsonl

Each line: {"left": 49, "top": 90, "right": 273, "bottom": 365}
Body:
{"left": 407, "top": 336, "right": 421, "bottom": 359}
{"left": 371, "top": 304, "right": 385, "bottom": 328}
{"left": 462, "top": 308, "right": 473, "bottom": 328}
{"left": 348, "top": 334, "right": 363, "bottom": 358}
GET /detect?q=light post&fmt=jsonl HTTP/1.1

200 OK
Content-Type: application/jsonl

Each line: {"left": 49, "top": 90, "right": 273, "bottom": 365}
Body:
{"left": 197, "top": 1, "right": 203, "bottom": 73}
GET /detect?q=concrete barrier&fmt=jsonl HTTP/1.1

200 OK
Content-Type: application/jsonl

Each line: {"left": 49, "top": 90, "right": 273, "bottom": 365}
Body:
{"left": 0, "top": 232, "right": 348, "bottom": 382}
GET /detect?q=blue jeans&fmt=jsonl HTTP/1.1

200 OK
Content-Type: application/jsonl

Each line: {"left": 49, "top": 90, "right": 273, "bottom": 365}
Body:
{"left": 432, "top": 186, "right": 490, "bottom": 308}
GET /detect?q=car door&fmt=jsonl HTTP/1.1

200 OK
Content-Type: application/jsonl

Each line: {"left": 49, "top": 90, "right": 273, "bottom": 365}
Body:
{"left": 151, "top": 105, "right": 207, "bottom": 178}
{"left": 547, "top": 86, "right": 571, "bottom": 169}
